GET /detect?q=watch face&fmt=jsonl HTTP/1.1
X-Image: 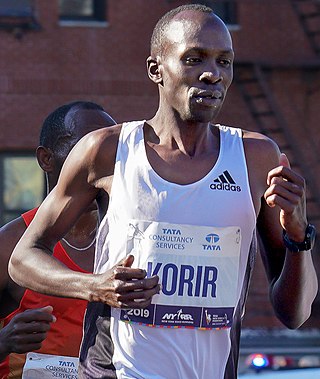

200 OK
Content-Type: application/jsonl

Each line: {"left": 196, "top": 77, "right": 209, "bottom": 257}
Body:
{"left": 307, "top": 224, "right": 317, "bottom": 247}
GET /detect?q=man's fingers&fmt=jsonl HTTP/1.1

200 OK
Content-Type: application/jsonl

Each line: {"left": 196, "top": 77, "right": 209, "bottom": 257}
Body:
{"left": 99, "top": 257, "right": 160, "bottom": 308}
{"left": 115, "top": 284, "right": 161, "bottom": 309}
{"left": 122, "top": 254, "right": 134, "bottom": 267}
{"left": 266, "top": 152, "right": 295, "bottom": 186}
{"left": 13, "top": 320, "right": 52, "bottom": 334}
{"left": 113, "top": 254, "right": 134, "bottom": 271}
{"left": 114, "top": 266, "right": 147, "bottom": 281}
{"left": 109, "top": 275, "right": 160, "bottom": 308}
{"left": 40, "top": 305, "right": 54, "bottom": 313}
{"left": 265, "top": 181, "right": 303, "bottom": 210}
{"left": 267, "top": 165, "right": 305, "bottom": 187}
{"left": 14, "top": 336, "right": 48, "bottom": 354}
{"left": 265, "top": 193, "right": 300, "bottom": 212}
{"left": 116, "top": 299, "right": 153, "bottom": 309}
{"left": 279, "top": 152, "right": 290, "bottom": 169}
{"left": 15, "top": 307, "right": 56, "bottom": 323}
{"left": 5, "top": 312, "right": 52, "bottom": 354}
{"left": 265, "top": 177, "right": 303, "bottom": 200}
{"left": 117, "top": 284, "right": 161, "bottom": 305}
{"left": 116, "top": 275, "right": 159, "bottom": 293}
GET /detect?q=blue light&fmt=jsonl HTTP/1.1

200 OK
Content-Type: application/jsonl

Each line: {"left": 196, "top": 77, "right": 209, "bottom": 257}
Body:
{"left": 251, "top": 354, "right": 269, "bottom": 368}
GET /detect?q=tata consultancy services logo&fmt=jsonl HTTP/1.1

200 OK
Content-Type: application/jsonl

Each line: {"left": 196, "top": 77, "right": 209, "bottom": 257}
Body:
{"left": 205, "top": 233, "right": 220, "bottom": 243}
{"left": 203, "top": 233, "right": 221, "bottom": 251}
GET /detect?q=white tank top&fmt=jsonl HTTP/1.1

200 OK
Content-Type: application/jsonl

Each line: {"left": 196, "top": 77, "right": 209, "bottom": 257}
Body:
{"left": 95, "top": 120, "right": 256, "bottom": 379}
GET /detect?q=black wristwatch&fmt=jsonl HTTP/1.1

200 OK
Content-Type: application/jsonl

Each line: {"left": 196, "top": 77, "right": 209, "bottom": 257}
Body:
{"left": 283, "top": 223, "right": 316, "bottom": 252}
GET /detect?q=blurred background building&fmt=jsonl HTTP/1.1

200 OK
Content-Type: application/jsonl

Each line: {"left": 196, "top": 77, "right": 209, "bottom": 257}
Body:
{"left": 0, "top": 0, "right": 319, "bottom": 365}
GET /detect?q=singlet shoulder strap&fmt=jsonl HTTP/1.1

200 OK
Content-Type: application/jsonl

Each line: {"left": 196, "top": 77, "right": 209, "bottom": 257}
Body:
{"left": 21, "top": 208, "right": 38, "bottom": 226}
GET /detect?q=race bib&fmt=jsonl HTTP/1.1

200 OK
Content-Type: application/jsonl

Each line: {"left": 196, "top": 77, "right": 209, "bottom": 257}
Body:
{"left": 22, "top": 352, "right": 79, "bottom": 379}
{"left": 120, "top": 220, "right": 241, "bottom": 330}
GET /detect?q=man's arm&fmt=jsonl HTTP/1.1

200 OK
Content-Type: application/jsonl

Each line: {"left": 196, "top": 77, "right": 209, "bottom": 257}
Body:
{"left": 257, "top": 151, "right": 318, "bottom": 329}
{"left": 9, "top": 126, "right": 160, "bottom": 308}
{"left": 0, "top": 219, "right": 56, "bottom": 362}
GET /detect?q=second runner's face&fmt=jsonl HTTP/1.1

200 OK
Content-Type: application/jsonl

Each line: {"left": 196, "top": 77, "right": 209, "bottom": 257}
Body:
{"left": 160, "top": 11, "right": 234, "bottom": 123}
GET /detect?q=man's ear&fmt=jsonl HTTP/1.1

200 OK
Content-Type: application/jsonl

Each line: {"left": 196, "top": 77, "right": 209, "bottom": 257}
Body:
{"left": 147, "top": 56, "right": 163, "bottom": 85}
{"left": 36, "top": 146, "right": 53, "bottom": 172}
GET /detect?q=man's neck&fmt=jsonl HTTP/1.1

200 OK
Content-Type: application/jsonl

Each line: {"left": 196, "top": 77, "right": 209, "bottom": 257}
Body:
{"left": 145, "top": 116, "right": 219, "bottom": 158}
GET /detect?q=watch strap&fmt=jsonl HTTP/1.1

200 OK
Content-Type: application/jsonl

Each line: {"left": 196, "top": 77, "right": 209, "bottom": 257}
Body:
{"left": 283, "top": 224, "right": 316, "bottom": 253}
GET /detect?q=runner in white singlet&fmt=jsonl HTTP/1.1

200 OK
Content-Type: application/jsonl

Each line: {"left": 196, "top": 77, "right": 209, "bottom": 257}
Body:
{"left": 9, "top": 4, "right": 318, "bottom": 379}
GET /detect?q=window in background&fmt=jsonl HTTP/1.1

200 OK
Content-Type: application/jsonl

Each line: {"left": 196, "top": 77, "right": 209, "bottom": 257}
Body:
{"left": 0, "top": 154, "right": 45, "bottom": 226}
{"left": 59, "top": 0, "right": 106, "bottom": 24}
{"left": 0, "top": 0, "right": 41, "bottom": 39}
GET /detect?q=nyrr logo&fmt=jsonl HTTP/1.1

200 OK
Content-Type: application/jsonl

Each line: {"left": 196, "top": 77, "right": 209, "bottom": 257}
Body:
{"left": 210, "top": 170, "right": 241, "bottom": 192}
{"left": 162, "top": 308, "right": 193, "bottom": 322}
{"left": 203, "top": 233, "right": 221, "bottom": 251}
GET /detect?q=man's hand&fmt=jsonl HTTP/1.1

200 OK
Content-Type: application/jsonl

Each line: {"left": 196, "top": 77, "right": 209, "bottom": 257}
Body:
{"left": 91, "top": 255, "right": 160, "bottom": 308}
{"left": 264, "top": 153, "right": 307, "bottom": 241}
{"left": 0, "top": 306, "right": 56, "bottom": 361}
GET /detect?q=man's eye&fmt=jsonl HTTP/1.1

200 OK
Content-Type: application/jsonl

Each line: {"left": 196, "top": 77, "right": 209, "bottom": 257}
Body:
{"left": 218, "top": 59, "right": 231, "bottom": 66}
{"left": 185, "top": 57, "right": 201, "bottom": 64}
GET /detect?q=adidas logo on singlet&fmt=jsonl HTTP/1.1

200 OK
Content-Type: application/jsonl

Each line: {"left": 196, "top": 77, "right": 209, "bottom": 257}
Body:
{"left": 209, "top": 170, "right": 242, "bottom": 192}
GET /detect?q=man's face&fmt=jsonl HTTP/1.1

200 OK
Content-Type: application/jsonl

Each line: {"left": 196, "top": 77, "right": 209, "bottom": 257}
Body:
{"left": 159, "top": 11, "right": 234, "bottom": 123}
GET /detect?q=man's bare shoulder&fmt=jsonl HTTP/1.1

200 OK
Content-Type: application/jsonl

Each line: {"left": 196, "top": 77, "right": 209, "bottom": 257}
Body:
{"left": 0, "top": 216, "right": 26, "bottom": 287}
{"left": 79, "top": 123, "right": 122, "bottom": 151}
{"left": 54, "top": 123, "right": 123, "bottom": 198}
{"left": 242, "top": 129, "right": 279, "bottom": 148}
{"left": 0, "top": 216, "right": 27, "bottom": 250}
{"left": 66, "top": 123, "right": 123, "bottom": 178}
{"left": 242, "top": 129, "right": 280, "bottom": 169}
{"left": 241, "top": 129, "right": 282, "bottom": 205}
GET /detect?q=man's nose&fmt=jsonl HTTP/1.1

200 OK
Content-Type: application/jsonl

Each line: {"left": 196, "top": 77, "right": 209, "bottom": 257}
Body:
{"left": 199, "top": 70, "right": 222, "bottom": 84}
